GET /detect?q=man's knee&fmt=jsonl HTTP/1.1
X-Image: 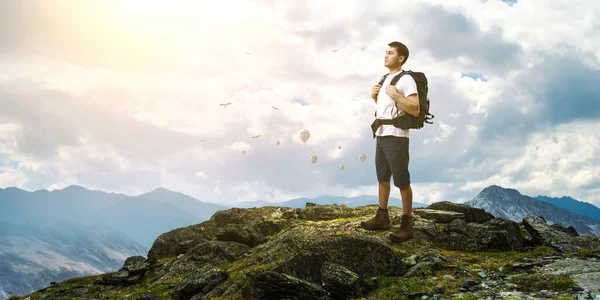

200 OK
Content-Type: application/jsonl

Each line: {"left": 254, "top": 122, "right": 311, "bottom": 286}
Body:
{"left": 378, "top": 181, "right": 391, "bottom": 187}
{"left": 399, "top": 182, "right": 411, "bottom": 191}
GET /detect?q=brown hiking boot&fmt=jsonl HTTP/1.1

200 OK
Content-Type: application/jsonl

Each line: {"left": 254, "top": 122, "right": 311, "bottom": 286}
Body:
{"left": 360, "top": 207, "right": 391, "bottom": 230}
{"left": 389, "top": 214, "right": 414, "bottom": 243}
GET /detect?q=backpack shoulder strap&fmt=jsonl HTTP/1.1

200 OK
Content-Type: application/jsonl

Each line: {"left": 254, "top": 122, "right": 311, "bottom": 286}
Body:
{"left": 390, "top": 70, "right": 410, "bottom": 86}
{"left": 389, "top": 70, "right": 411, "bottom": 119}
{"left": 378, "top": 73, "right": 389, "bottom": 85}
{"left": 374, "top": 73, "right": 392, "bottom": 119}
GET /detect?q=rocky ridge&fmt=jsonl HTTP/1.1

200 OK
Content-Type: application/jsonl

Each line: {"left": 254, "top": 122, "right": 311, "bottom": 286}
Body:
{"left": 12, "top": 201, "right": 600, "bottom": 300}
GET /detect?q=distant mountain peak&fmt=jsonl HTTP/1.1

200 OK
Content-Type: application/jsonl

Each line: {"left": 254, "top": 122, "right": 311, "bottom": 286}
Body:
{"left": 149, "top": 187, "right": 175, "bottom": 193}
{"left": 481, "top": 185, "right": 521, "bottom": 194}
{"left": 1, "top": 186, "right": 24, "bottom": 191}
{"left": 62, "top": 184, "right": 89, "bottom": 191}
{"left": 466, "top": 185, "right": 600, "bottom": 236}
{"left": 141, "top": 187, "right": 183, "bottom": 198}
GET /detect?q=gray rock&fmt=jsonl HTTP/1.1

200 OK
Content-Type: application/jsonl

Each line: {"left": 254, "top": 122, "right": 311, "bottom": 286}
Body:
{"left": 43, "top": 286, "right": 88, "bottom": 299}
{"left": 434, "top": 218, "right": 524, "bottom": 251}
{"left": 179, "top": 240, "right": 250, "bottom": 266}
{"left": 545, "top": 258, "right": 600, "bottom": 294}
{"left": 461, "top": 280, "right": 479, "bottom": 291}
{"left": 221, "top": 284, "right": 240, "bottom": 298}
{"left": 251, "top": 225, "right": 409, "bottom": 284}
{"left": 442, "top": 275, "right": 455, "bottom": 280}
{"left": 137, "top": 295, "right": 161, "bottom": 300}
{"left": 426, "top": 201, "right": 495, "bottom": 223}
{"left": 147, "top": 226, "right": 211, "bottom": 264}
{"left": 173, "top": 264, "right": 228, "bottom": 300}
{"left": 523, "top": 216, "right": 600, "bottom": 252}
{"left": 297, "top": 203, "right": 355, "bottom": 221}
{"left": 403, "top": 254, "right": 419, "bottom": 267}
{"left": 412, "top": 208, "right": 466, "bottom": 223}
{"left": 246, "top": 270, "right": 331, "bottom": 300}
{"left": 550, "top": 223, "right": 579, "bottom": 236}
{"left": 403, "top": 253, "right": 449, "bottom": 278}
{"left": 321, "top": 262, "right": 361, "bottom": 300}
{"left": 100, "top": 269, "right": 143, "bottom": 286}
{"left": 122, "top": 256, "right": 150, "bottom": 276}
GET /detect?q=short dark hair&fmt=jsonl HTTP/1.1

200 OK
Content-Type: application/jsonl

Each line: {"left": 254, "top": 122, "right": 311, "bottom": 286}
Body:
{"left": 388, "top": 41, "right": 409, "bottom": 64}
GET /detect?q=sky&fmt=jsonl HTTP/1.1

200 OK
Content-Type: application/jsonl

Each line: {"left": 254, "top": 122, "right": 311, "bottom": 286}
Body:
{"left": 0, "top": 0, "right": 599, "bottom": 207}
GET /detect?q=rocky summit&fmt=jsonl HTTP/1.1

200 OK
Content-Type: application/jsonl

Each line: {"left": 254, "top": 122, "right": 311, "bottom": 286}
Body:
{"left": 11, "top": 201, "right": 600, "bottom": 300}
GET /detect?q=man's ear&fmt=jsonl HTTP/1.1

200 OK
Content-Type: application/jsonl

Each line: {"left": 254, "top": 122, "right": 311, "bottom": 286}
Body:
{"left": 398, "top": 55, "right": 404, "bottom": 64}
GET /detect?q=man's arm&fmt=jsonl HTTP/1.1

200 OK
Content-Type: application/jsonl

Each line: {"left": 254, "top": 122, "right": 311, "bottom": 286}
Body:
{"left": 388, "top": 90, "right": 420, "bottom": 116}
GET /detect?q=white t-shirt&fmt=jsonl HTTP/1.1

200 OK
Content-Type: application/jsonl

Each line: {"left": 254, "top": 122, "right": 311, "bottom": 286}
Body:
{"left": 375, "top": 70, "right": 419, "bottom": 138}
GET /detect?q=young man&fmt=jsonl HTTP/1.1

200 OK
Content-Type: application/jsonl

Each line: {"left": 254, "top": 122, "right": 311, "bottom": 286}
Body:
{"left": 360, "top": 41, "right": 420, "bottom": 243}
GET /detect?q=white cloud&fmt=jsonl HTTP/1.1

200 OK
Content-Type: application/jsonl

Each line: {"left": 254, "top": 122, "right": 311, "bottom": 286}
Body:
{"left": 460, "top": 120, "right": 600, "bottom": 205}
{"left": 433, "top": 122, "right": 457, "bottom": 143}
{"left": 195, "top": 171, "right": 209, "bottom": 179}
{"left": 453, "top": 73, "right": 505, "bottom": 117}
{"left": 0, "top": 0, "right": 599, "bottom": 209}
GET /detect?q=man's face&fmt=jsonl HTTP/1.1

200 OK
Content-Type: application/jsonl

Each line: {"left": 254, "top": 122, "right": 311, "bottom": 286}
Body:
{"left": 384, "top": 46, "right": 403, "bottom": 67}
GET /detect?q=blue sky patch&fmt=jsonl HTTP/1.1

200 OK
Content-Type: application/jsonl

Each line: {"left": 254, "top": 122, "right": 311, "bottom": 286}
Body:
{"left": 292, "top": 97, "right": 310, "bottom": 106}
{"left": 0, "top": 157, "right": 18, "bottom": 169}
{"left": 461, "top": 72, "right": 488, "bottom": 81}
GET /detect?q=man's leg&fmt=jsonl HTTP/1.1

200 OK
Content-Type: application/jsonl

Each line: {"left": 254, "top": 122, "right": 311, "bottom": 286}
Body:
{"left": 360, "top": 137, "right": 392, "bottom": 230}
{"left": 400, "top": 183, "right": 413, "bottom": 216}
{"left": 379, "top": 181, "right": 391, "bottom": 209}
{"left": 388, "top": 137, "right": 414, "bottom": 243}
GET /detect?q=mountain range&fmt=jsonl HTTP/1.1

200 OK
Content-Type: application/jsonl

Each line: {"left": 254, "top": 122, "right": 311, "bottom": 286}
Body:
{"left": 0, "top": 185, "right": 227, "bottom": 299}
{"left": 465, "top": 185, "right": 600, "bottom": 236}
{"left": 2, "top": 184, "right": 599, "bottom": 299}
{"left": 0, "top": 185, "right": 227, "bottom": 248}
{"left": 535, "top": 195, "right": 600, "bottom": 222}
{"left": 235, "top": 195, "right": 428, "bottom": 209}
{"left": 0, "top": 219, "right": 146, "bottom": 299}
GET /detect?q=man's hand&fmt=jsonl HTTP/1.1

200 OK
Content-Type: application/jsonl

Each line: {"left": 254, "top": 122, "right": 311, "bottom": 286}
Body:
{"left": 371, "top": 84, "right": 381, "bottom": 100}
{"left": 385, "top": 85, "right": 399, "bottom": 97}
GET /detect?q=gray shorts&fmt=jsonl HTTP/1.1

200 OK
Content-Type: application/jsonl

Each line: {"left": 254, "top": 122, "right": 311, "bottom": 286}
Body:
{"left": 375, "top": 135, "right": 410, "bottom": 188}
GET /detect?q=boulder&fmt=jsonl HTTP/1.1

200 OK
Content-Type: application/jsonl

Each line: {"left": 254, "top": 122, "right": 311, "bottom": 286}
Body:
{"left": 412, "top": 208, "right": 466, "bottom": 223}
{"left": 179, "top": 240, "right": 249, "bottom": 266}
{"left": 99, "top": 269, "right": 143, "bottom": 286}
{"left": 233, "top": 224, "right": 409, "bottom": 286}
{"left": 147, "top": 226, "right": 211, "bottom": 264}
{"left": 545, "top": 258, "right": 600, "bottom": 295}
{"left": 297, "top": 203, "right": 356, "bottom": 221}
{"left": 522, "top": 216, "right": 600, "bottom": 252}
{"left": 403, "top": 252, "right": 450, "bottom": 278}
{"left": 137, "top": 295, "right": 162, "bottom": 300}
{"left": 550, "top": 223, "right": 579, "bottom": 237}
{"left": 270, "top": 226, "right": 408, "bottom": 283}
{"left": 210, "top": 206, "right": 297, "bottom": 226}
{"left": 173, "top": 264, "right": 228, "bottom": 300}
{"left": 321, "top": 262, "right": 362, "bottom": 300}
{"left": 209, "top": 206, "right": 297, "bottom": 248}
{"left": 121, "top": 256, "right": 150, "bottom": 276}
{"left": 245, "top": 270, "right": 331, "bottom": 300}
{"left": 434, "top": 218, "right": 524, "bottom": 251}
{"left": 427, "top": 201, "right": 495, "bottom": 223}
{"left": 155, "top": 241, "right": 248, "bottom": 284}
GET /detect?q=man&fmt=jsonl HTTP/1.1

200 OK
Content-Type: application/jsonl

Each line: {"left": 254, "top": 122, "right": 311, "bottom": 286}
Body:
{"left": 360, "top": 41, "right": 420, "bottom": 243}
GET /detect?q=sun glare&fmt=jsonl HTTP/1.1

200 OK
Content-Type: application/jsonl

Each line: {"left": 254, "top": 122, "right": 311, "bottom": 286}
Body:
{"left": 116, "top": 0, "right": 196, "bottom": 16}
